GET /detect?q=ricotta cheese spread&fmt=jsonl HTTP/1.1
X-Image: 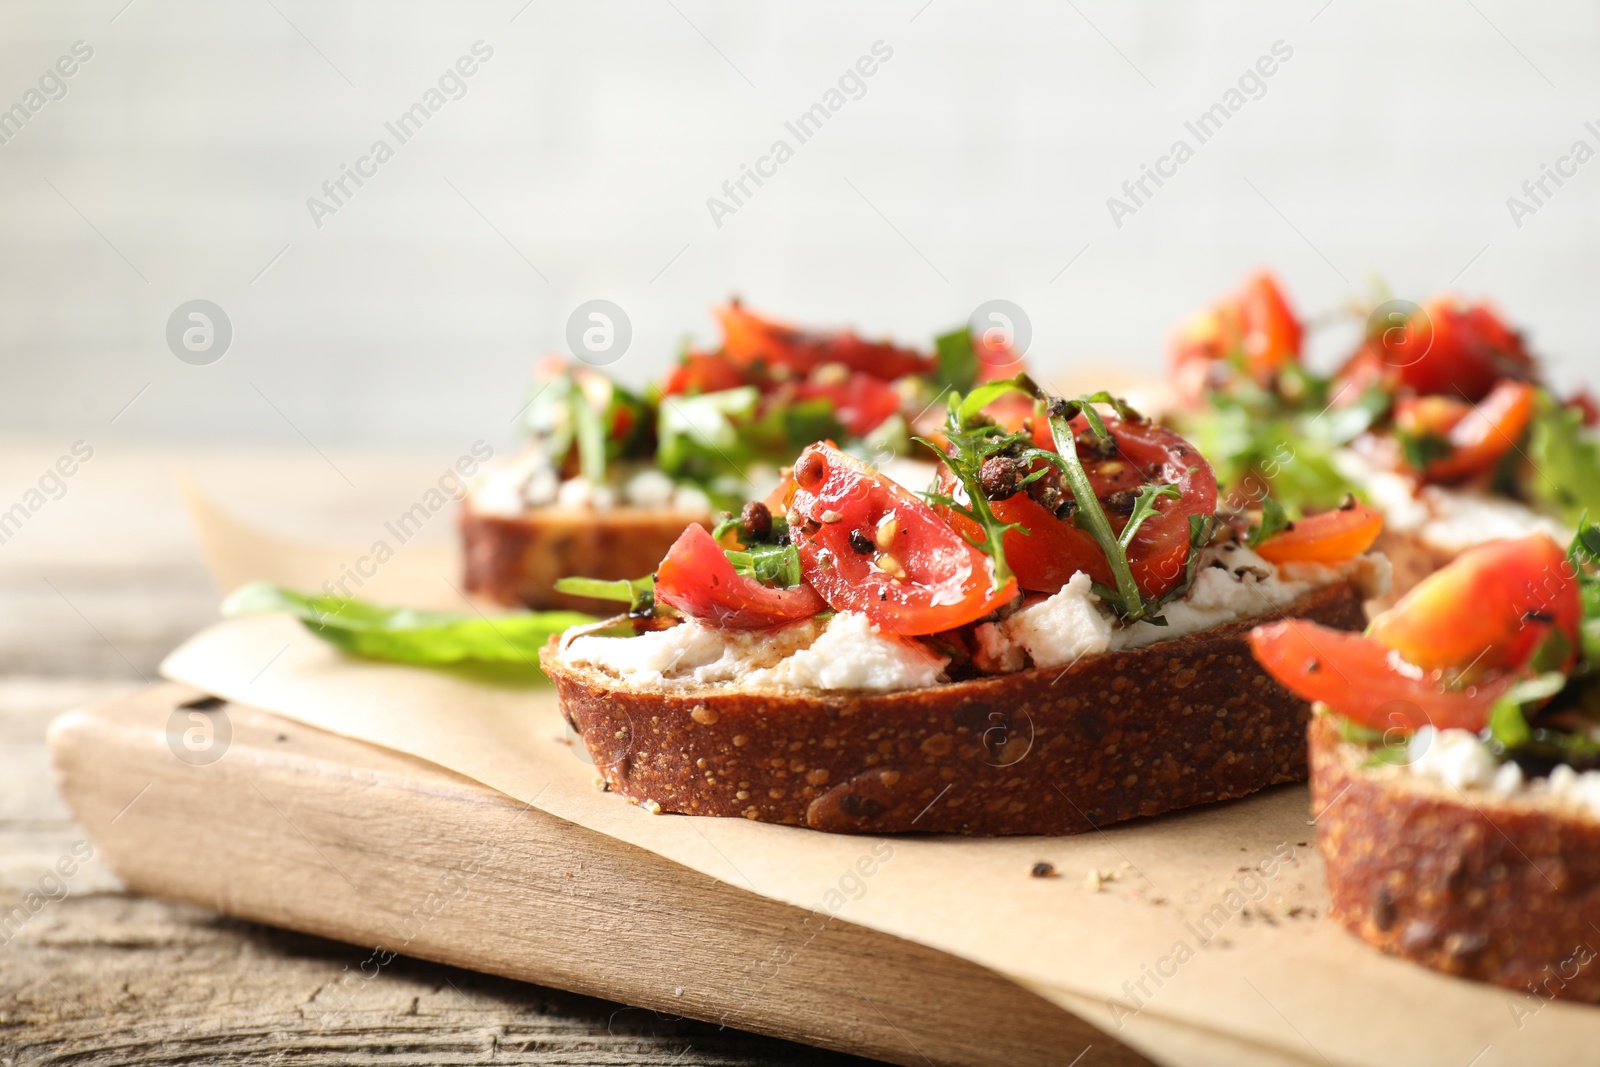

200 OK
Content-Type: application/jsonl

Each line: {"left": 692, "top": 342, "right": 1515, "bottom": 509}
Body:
{"left": 1404, "top": 726, "right": 1600, "bottom": 816}
{"left": 561, "top": 611, "right": 948, "bottom": 692}
{"left": 975, "top": 543, "right": 1389, "bottom": 671}
{"left": 565, "top": 541, "right": 1385, "bottom": 693}
{"left": 469, "top": 450, "right": 714, "bottom": 516}
{"left": 1334, "top": 450, "right": 1569, "bottom": 554}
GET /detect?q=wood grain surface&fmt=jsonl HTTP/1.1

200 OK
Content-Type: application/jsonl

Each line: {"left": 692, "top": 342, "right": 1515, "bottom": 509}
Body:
{"left": 47, "top": 683, "right": 1139, "bottom": 1067}
{"left": 0, "top": 442, "right": 882, "bottom": 1066}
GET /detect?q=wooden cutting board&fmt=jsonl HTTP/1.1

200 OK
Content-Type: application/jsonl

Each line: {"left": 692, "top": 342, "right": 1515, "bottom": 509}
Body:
{"left": 49, "top": 683, "right": 1152, "bottom": 1067}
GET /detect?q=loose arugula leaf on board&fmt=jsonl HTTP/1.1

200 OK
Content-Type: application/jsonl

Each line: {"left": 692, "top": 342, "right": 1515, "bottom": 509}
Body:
{"left": 223, "top": 582, "right": 594, "bottom": 668}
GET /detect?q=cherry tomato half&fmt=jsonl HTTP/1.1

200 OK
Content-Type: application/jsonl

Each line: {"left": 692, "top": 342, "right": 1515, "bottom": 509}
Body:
{"left": 1248, "top": 619, "right": 1514, "bottom": 734}
{"left": 787, "top": 443, "right": 1016, "bottom": 635}
{"left": 1365, "top": 533, "right": 1580, "bottom": 678}
{"left": 661, "top": 352, "right": 751, "bottom": 397}
{"left": 795, "top": 371, "right": 903, "bottom": 437}
{"left": 1394, "top": 379, "right": 1536, "bottom": 483}
{"left": 1399, "top": 298, "right": 1534, "bottom": 402}
{"left": 716, "top": 303, "right": 933, "bottom": 382}
{"left": 1253, "top": 503, "right": 1383, "bottom": 565}
{"left": 937, "top": 414, "right": 1218, "bottom": 600}
{"left": 654, "top": 525, "right": 826, "bottom": 630}
{"left": 1170, "top": 271, "right": 1303, "bottom": 401}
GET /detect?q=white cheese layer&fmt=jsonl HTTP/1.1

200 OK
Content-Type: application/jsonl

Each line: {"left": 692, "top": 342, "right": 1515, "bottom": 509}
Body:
{"left": 561, "top": 611, "right": 948, "bottom": 692}
{"left": 1334, "top": 451, "right": 1569, "bottom": 554}
{"left": 1404, "top": 727, "right": 1600, "bottom": 816}
{"left": 470, "top": 451, "right": 715, "bottom": 516}
{"left": 976, "top": 544, "right": 1389, "bottom": 671}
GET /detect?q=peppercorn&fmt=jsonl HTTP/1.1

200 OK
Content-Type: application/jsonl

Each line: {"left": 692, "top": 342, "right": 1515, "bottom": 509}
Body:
{"left": 1104, "top": 489, "right": 1137, "bottom": 512}
{"left": 740, "top": 501, "right": 773, "bottom": 542}
{"left": 978, "top": 455, "right": 1023, "bottom": 500}
{"left": 1075, "top": 430, "right": 1118, "bottom": 460}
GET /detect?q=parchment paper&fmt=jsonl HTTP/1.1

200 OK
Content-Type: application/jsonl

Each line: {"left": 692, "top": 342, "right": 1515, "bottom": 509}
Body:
{"left": 158, "top": 485, "right": 1600, "bottom": 1067}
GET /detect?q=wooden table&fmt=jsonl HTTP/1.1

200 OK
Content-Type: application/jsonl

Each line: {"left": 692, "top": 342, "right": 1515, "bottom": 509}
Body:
{"left": 0, "top": 439, "right": 868, "bottom": 1065}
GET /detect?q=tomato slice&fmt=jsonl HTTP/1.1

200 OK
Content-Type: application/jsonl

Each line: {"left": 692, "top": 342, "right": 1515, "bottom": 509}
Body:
{"left": 1396, "top": 378, "right": 1535, "bottom": 483}
{"left": 1170, "top": 271, "right": 1302, "bottom": 401}
{"left": 716, "top": 303, "right": 933, "bottom": 382}
{"left": 653, "top": 525, "right": 826, "bottom": 630}
{"left": 787, "top": 443, "right": 1016, "bottom": 635}
{"left": 1254, "top": 503, "right": 1383, "bottom": 565}
{"left": 795, "top": 371, "right": 903, "bottom": 437}
{"left": 1366, "top": 533, "right": 1580, "bottom": 678}
{"left": 1248, "top": 620, "right": 1513, "bottom": 733}
{"left": 1398, "top": 298, "right": 1535, "bottom": 402}
{"left": 662, "top": 352, "right": 750, "bottom": 397}
{"left": 936, "top": 414, "right": 1218, "bottom": 599}
{"left": 1237, "top": 271, "right": 1304, "bottom": 375}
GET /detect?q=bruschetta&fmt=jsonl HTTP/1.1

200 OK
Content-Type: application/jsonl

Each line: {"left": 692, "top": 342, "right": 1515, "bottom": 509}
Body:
{"left": 463, "top": 301, "right": 1007, "bottom": 611}
{"left": 1251, "top": 528, "right": 1600, "bottom": 1001}
{"left": 1166, "top": 272, "right": 1594, "bottom": 604}
{"left": 540, "top": 378, "right": 1389, "bottom": 835}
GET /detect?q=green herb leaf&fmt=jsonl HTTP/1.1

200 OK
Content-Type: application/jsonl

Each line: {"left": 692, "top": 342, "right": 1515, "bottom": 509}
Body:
{"left": 725, "top": 542, "right": 803, "bottom": 587}
{"left": 1246, "top": 495, "right": 1291, "bottom": 549}
{"left": 934, "top": 327, "right": 979, "bottom": 393}
{"left": 553, "top": 575, "right": 657, "bottom": 614}
{"left": 1527, "top": 392, "right": 1600, "bottom": 528}
{"left": 222, "top": 582, "right": 594, "bottom": 668}
{"left": 955, "top": 375, "right": 1038, "bottom": 426}
{"left": 1041, "top": 395, "right": 1151, "bottom": 622}
{"left": 1486, "top": 672, "right": 1569, "bottom": 750}
{"left": 1397, "top": 429, "right": 1453, "bottom": 474}
{"left": 1119, "top": 483, "right": 1182, "bottom": 551}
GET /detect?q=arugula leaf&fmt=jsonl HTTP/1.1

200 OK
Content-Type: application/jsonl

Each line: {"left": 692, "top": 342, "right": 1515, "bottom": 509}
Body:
{"left": 1396, "top": 429, "right": 1452, "bottom": 474}
{"left": 524, "top": 371, "right": 653, "bottom": 483}
{"left": 1040, "top": 395, "right": 1153, "bottom": 622}
{"left": 554, "top": 574, "right": 657, "bottom": 614}
{"left": 912, "top": 376, "right": 1047, "bottom": 587}
{"left": 222, "top": 582, "right": 594, "bottom": 667}
{"left": 1246, "top": 496, "right": 1291, "bottom": 549}
{"left": 725, "top": 543, "right": 803, "bottom": 587}
{"left": 1120, "top": 484, "right": 1182, "bottom": 550}
{"left": 1527, "top": 392, "right": 1600, "bottom": 528}
{"left": 934, "top": 327, "right": 979, "bottom": 392}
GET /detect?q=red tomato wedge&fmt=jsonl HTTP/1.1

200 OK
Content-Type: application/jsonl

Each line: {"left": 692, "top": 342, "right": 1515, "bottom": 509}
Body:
{"left": 787, "top": 443, "right": 1016, "bottom": 635}
{"left": 1396, "top": 378, "right": 1536, "bottom": 483}
{"left": 653, "top": 525, "right": 826, "bottom": 630}
{"left": 661, "top": 352, "right": 750, "bottom": 397}
{"left": 1248, "top": 620, "right": 1514, "bottom": 734}
{"left": 1254, "top": 503, "right": 1383, "bottom": 565}
{"left": 935, "top": 414, "right": 1217, "bottom": 599}
{"left": 795, "top": 371, "right": 903, "bottom": 437}
{"left": 1397, "top": 298, "right": 1534, "bottom": 402}
{"left": 1366, "top": 533, "right": 1580, "bottom": 678}
{"left": 716, "top": 303, "right": 932, "bottom": 382}
{"left": 1170, "top": 271, "right": 1303, "bottom": 401}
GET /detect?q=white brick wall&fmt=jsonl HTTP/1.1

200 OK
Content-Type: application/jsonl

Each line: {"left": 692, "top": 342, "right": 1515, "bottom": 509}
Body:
{"left": 1, "top": 0, "right": 1597, "bottom": 449}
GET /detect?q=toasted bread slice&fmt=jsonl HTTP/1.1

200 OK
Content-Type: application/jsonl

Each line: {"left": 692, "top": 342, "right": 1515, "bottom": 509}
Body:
{"left": 540, "top": 579, "right": 1367, "bottom": 837}
{"left": 1365, "top": 527, "right": 1458, "bottom": 610}
{"left": 1309, "top": 714, "right": 1600, "bottom": 1002}
{"left": 460, "top": 501, "right": 707, "bottom": 612}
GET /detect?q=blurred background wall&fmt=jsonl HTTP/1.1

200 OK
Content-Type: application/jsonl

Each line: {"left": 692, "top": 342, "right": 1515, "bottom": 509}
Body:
{"left": 3, "top": 0, "right": 1598, "bottom": 452}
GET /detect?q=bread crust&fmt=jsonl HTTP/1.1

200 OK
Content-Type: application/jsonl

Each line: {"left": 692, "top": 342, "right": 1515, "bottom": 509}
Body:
{"left": 460, "top": 502, "right": 706, "bottom": 612}
{"left": 540, "top": 580, "right": 1367, "bottom": 837}
{"left": 1309, "top": 715, "right": 1600, "bottom": 1003}
{"left": 1367, "top": 527, "right": 1457, "bottom": 610}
